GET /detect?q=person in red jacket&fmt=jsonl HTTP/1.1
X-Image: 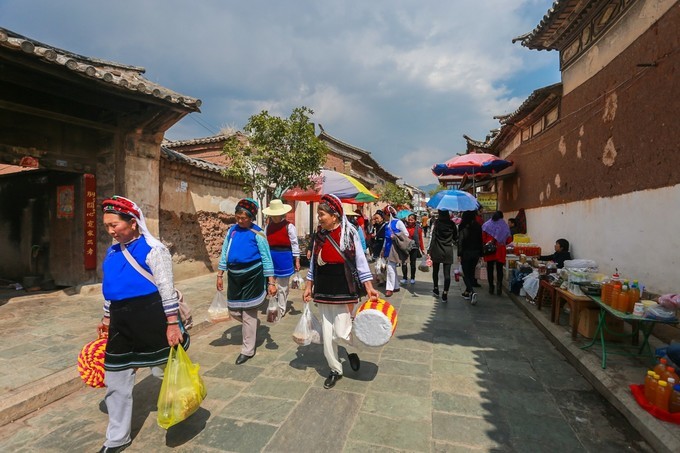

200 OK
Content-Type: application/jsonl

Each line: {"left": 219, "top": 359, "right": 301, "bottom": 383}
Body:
{"left": 481, "top": 211, "right": 513, "bottom": 296}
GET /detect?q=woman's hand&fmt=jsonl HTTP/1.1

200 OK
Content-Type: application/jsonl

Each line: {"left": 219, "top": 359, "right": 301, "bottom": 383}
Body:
{"left": 303, "top": 282, "right": 312, "bottom": 302}
{"left": 97, "top": 318, "right": 109, "bottom": 339}
{"left": 295, "top": 257, "right": 301, "bottom": 272}
{"left": 166, "top": 324, "right": 183, "bottom": 347}
{"left": 364, "top": 282, "right": 380, "bottom": 301}
{"left": 216, "top": 273, "right": 224, "bottom": 291}
{"left": 268, "top": 281, "right": 277, "bottom": 297}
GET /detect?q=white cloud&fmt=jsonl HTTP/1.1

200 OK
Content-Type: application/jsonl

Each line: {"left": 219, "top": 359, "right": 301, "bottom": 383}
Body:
{"left": 1, "top": 0, "right": 559, "bottom": 185}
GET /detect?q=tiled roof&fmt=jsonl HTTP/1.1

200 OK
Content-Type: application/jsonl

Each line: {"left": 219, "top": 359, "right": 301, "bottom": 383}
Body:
{"left": 0, "top": 27, "right": 200, "bottom": 111}
{"left": 499, "top": 83, "right": 562, "bottom": 125}
{"left": 164, "top": 133, "right": 237, "bottom": 148}
{"left": 513, "top": 0, "right": 605, "bottom": 51}
{"left": 161, "top": 146, "right": 224, "bottom": 174}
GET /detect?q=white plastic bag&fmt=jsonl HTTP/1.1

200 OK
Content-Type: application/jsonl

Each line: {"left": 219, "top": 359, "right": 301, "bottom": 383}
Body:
{"left": 207, "top": 291, "right": 230, "bottom": 323}
{"left": 290, "top": 272, "right": 303, "bottom": 290}
{"left": 310, "top": 309, "right": 323, "bottom": 345}
{"left": 267, "top": 298, "right": 280, "bottom": 323}
{"left": 375, "top": 256, "right": 387, "bottom": 274}
{"left": 292, "top": 303, "right": 313, "bottom": 346}
{"left": 418, "top": 255, "right": 430, "bottom": 272}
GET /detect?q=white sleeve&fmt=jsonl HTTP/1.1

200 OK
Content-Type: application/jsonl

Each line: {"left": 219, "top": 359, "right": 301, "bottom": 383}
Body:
{"left": 288, "top": 223, "right": 300, "bottom": 256}
{"left": 352, "top": 228, "right": 372, "bottom": 282}
{"left": 146, "top": 246, "right": 179, "bottom": 316}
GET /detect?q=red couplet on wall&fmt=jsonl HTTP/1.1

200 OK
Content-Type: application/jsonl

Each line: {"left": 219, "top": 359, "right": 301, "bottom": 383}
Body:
{"left": 84, "top": 174, "right": 97, "bottom": 270}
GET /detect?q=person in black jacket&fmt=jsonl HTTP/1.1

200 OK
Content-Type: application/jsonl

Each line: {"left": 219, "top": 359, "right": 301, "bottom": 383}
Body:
{"left": 427, "top": 210, "right": 457, "bottom": 302}
{"left": 539, "top": 238, "right": 572, "bottom": 268}
{"left": 457, "top": 210, "right": 483, "bottom": 305}
{"left": 369, "top": 210, "right": 386, "bottom": 260}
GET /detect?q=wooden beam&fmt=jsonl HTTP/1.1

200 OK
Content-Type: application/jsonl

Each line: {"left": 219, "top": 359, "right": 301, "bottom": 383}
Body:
{"left": 0, "top": 99, "right": 118, "bottom": 132}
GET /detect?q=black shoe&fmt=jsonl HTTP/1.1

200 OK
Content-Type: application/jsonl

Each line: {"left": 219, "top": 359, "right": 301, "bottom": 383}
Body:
{"left": 432, "top": 287, "right": 439, "bottom": 296}
{"left": 98, "top": 441, "right": 132, "bottom": 453}
{"left": 473, "top": 281, "right": 481, "bottom": 288}
{"left": 324, "top": 371, "right": 342, "bottom": 389}
{"left": 489, "top": 285, "right": 495, "bottom": 295}
{"left": 441, "top": 292, "right": 448, "bottom": 302}
{"left": 461, "top": 291, "right": 471, "bottom": 300}
{"left": 235, "top": 353, "right": 254, "bottom": 365}
{"left": 347, "top": 352, "right": 361, "bottom": 371}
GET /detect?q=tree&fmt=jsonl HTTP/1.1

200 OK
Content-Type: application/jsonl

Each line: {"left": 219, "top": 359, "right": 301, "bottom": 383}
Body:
{"left": 429, "top": 184, "right": 446, "bottom": 197}
{"left": 374, "top": 182, "right": 411, "bottom": 206}
{"left": 222, "top": 106, "right": 328, "bottom": 206}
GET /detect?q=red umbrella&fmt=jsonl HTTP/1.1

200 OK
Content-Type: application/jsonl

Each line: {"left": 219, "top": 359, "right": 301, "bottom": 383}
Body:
{"left": 432, "top": 153, "right": 512, "bottom": 177}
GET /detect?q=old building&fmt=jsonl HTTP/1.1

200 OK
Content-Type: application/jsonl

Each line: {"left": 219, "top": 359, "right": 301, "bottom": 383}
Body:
{"left": 470, "top": 0, "right": 679, "bottom": 293}
{"left": 0, "top": 27, "right": 200, "bottom": 287}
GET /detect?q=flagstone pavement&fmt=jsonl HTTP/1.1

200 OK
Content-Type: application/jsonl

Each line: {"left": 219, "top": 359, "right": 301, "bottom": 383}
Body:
{"left": 0, "top": 271, "right": 656, "bottom": 452}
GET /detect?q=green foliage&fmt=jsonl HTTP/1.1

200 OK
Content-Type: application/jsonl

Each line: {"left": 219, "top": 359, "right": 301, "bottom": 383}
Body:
{"left": 374, "top": 182, "right": 411, "bottom": 206}
{"left": 222, "top": 106, "right": 328, "bottom": 204}
{"left": 428, "top": 184, "right": 446, "bottom": 197}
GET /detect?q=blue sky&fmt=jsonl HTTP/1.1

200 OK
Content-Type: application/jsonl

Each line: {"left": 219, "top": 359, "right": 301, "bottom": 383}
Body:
{"left": 1, "top": 0, "right": 560, "bottom": 186}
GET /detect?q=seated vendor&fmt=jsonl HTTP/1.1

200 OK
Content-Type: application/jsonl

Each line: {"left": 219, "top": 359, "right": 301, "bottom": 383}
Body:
{"left": 539, "top": 238, "right": 572, "bottom": 269}
{"left": 508, "top": 218, "right": 519, "bottom": 236}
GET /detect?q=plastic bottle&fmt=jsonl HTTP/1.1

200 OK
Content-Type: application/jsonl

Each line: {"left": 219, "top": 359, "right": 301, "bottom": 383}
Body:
{"left": 649, "top": 373, "right": 660, "bottom": 407}
{"left": 644, "top": 370, "right": 656, "bottom": 402}
{"left": 617, "top": 282, "right": 630, "bottom": 312}
{"left": 669, "top": 384, "right": 680, "bottom": 413}
{"left": 601, "top": 280, "right": 613, "bottom": 305}
{"left": 663, "top": 367, "right": 680, "bottom": 384}
{"left": 628, "top": 280, "right": 641, "bottom": 311}
{"left": 656, "top": 380, "right": 671, "bottom": 411}
{"left": 654, "top": 358, "right": 668, "bottom": 377}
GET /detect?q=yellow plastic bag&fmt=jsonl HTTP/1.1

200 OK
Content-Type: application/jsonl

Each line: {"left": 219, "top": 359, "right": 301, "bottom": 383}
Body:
{"left": 157, "top": 344, "right": 207, "bottom": 429}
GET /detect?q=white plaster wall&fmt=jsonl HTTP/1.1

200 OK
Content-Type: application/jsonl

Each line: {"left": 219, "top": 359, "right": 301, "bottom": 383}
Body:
{"left": 563, "top": 0, "right": 677, "bottom": 95}
{"left": 513, "top": 184, "right": 680, "bottom": 294}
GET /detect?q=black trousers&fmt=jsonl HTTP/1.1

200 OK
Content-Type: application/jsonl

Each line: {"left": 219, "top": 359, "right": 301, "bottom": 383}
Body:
{"left": 486, "top": 260, "right": 504, "bottom": 287}
{"left": 401, "top": 249, "right": 419, "bottom": 280}
{"left": 432, "top": 262, "right": 452, "bottom": 292}
{"left": 461, "top": 251, "right": 480, "bottom": 293}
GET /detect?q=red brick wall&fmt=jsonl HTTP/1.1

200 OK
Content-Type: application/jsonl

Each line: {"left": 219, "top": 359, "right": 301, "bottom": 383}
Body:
{"left": 500, "top": 6, "right": 680, "bottom": 212}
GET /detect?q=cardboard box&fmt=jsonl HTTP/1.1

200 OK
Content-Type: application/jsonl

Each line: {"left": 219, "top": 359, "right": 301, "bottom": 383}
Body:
{"left": 578, "top": 308, "right": 624, "bottom": 341}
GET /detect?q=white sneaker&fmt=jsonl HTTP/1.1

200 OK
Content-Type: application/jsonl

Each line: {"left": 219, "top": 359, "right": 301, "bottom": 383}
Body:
{"left": 470, "top": 293, "right": 478, "bottom": 305}
{"left": 400, "top": 279, "right": 407, "bottom": 284}
{"left": 410, "top": 279, "right": 415, "bottom": 285}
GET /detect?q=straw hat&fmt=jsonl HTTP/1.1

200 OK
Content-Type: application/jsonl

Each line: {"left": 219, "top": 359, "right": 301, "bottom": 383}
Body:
{"left": 262, "top": 199, "right": 292, "bottom": 216}
{"left": 343, "top": 203, "right": 359, "bottom": 216}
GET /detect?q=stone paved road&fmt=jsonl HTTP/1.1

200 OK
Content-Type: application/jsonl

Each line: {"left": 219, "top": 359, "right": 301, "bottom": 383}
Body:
{"left": 0, "top": 274, "right": 652, "bottom": 452}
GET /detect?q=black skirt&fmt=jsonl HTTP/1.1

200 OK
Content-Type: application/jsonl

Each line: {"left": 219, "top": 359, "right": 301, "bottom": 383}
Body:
{"left": 313, "top": 263, "right": 358, "bottom": 304}
{"left": 104, "top": 292, "right": 190, "bottom": 371}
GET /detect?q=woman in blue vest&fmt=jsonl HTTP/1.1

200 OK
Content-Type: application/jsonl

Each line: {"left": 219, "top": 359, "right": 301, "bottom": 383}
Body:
{"left": 97, "top": 196, "right": 189, "bottom": 453}
{"left": 382, "top": 205, "right": 409, "bottom": 297}
{"left": 216, "top": 198, "right": 276, "bottom": 365}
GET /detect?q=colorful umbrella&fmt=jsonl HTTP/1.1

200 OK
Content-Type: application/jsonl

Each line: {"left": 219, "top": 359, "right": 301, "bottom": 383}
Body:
{"left": 427, "top": 189, "right": 479, "bottom": 212}
{"left": 282, "top": 169, "right": 379, "bottom": 203}
{"left": 432, "top": 153, "right": 512, "bottom": 177}
{"left": 396, "top": 209, "right": 413, "bottom": 220}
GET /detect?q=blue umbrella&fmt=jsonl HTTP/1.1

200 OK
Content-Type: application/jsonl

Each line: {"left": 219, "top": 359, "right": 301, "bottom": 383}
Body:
{"left": 427, "top": 189, "right": 479, "bottom": 212}
{"left": 396, "top": 209, "right": 413, "bottom": 220}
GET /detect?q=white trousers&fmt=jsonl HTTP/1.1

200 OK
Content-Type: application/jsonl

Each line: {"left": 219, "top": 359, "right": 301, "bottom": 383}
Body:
{"left": 318, "top": 303, "right": 354, "bottom": 375}
{"left": 104, "top": 368, "right": 136, "bottom": 448}
{"left": 275, "top": 276, "right": 290, "bottom": 316}
{"left": 386, "top": 261, "right": 401, "bottom": 291}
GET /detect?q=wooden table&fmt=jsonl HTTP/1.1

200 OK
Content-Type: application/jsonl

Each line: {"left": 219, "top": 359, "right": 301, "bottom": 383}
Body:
{"left": 582, "top": 295, "right": 679, "bottom": 368}
{"left": 536, "top": 278, "right": 557, "bottom": 311}
{"left": 552, "top": 287, "right": 598, "bottom": 339}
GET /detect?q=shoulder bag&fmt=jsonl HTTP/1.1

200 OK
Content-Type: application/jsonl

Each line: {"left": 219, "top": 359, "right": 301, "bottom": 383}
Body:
{"left": 482, "top": 239, "right": 497, "bottom": 257}
{"left": 120, "top": 243, "right": 193, "bottom": 329}
{"left": 325, "top": 234, "right": 368, "bottom": 298}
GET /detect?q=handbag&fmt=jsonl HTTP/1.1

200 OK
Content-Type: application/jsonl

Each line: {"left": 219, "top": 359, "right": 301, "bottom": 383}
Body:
{"left": 325, "top": 234, "right": 368, "bottom": 298}
{"left": 120, "top": 243, "right": 193, "bottom": 329}
{"left": 482, "top": 239, "right": 497, "bottom": 257}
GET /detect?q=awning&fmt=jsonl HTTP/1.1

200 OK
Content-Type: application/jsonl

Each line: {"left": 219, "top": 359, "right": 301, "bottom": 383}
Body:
{"left": 459, "top": 165, "right": 516, "bottom": 191}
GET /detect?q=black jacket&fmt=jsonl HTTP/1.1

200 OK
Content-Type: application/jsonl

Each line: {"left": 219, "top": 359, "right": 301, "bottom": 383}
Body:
{"left": 457, "top": 221, "right": 483, "bottom": 256}
{"left": 428, "top": 219, "right": 457, "bottom": 264}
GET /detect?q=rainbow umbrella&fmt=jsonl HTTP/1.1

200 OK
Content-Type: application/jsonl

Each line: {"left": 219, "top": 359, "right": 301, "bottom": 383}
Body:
{"left": 282, "top": 169, "right": 379, "bottom": 203}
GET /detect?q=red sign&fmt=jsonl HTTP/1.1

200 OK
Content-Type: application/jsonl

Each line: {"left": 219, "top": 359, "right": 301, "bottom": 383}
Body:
{"left": 84, "top": 174, "right": 97, "bottom": 270}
